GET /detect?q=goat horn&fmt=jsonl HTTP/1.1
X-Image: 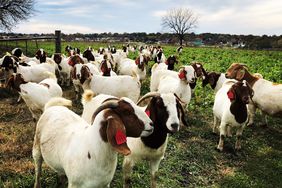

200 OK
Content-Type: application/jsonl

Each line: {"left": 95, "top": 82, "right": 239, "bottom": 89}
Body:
{"left": 173, "top": 93, "right": 186, "bottom": 104}
{"left": 91, "top": 100, "right": 119, "bottom": 124}
{"left": 239, "top": 63, "right": 248, "bottom": 69}
{"left": 137, "top": 92, "right": 160, "bottom": 105}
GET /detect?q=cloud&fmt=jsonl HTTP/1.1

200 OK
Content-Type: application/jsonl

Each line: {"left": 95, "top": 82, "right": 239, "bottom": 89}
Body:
{"left": 7, "top": 0, "right": 282, "bottom": 35}
{"left": 13, "top": 20, "right": 103, "bottom": 34}
{"left": 152, "top": 10, "right": 167, "bottom": 18}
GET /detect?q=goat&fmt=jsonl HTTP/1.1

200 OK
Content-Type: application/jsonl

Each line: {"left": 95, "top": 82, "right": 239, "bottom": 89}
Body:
{"left": 83, "top": 49, "right": 95, "bottom": 62}
{"left": 72, "top": 63, "right": 99, "bottom": 99}
{"left": 225, "top": 63, "right": 282, "bottom": 126}
{"left": 176, "top": 46, "right": 183, "bottom": 54}
{"left": 122, "top": 92, "right": 188, "bottom": 188}
{"left": 51, "top": 53, "right": 71, "bottom": 86}
{"left": 6, "top": 73, "right": 62, "bottom": 120}
{"left": 82, "top": 72, "right": 141, "bottom": 103}
{"left": 118, "top": 55, "right": 149, "bottom": 81}
{"left": 12, "top": 48, "right": 24, "bottom": 58}
{"left": 154, "top": 49, "right": 166, "bottom": 64}
{"left": 213, "top": 80, "right": 254, "bottom": 151}
{"left": 33, "top": 96, "right": 153, "bottom": 187}
{"left": 165, "top": 55, "right": 178, "bottom": 70}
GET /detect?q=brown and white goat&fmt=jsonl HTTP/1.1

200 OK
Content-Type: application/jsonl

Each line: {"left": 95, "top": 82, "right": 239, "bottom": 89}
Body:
{"left": 213, "top": 80, "right": 254, "bottom": 151}
{"left": 225, "top": 63, "right": 282, "bottom": 126}
{"left": 32, "top": 96, "right": 153, "bottom": 187}
{"left": 123, "top": 92, "right": 188, "bottom": 188}
{"left": 6, "top": 73, "right": 62, "bottom": 120}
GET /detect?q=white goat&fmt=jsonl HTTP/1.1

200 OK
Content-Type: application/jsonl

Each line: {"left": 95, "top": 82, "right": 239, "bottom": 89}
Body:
{"left": 15, "top": 59, "right": 57, "bottom": 83}
{"left": 150, "top": 66, "right": 197, "bottom": 104}
{"left": 33, "top": 96, "right": 153, "bottom": 188}
{"left": 51, "top": 53, "right": 72, "bottom": 86}
{"left": 82, "top": 72, "right": 141, "bottom": 103}
{"left": 6, "top": 73, "right": 62, "bottom": 120}
{"left": 118, "top": 55, "right": 148, "bottom": 80}
{"left": 213, "top": 80, "right": 254, "bottom": 151}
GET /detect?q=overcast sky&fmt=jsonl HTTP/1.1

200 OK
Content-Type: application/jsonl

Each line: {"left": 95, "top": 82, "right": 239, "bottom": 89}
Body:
{"left": 11, "top": 0, "right": 282, "bottom": 35}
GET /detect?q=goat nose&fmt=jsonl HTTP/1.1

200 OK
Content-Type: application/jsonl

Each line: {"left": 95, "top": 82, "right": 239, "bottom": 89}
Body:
{"left": 225, "top": 73, "right": 229, "bottom": 78}
{"left": 171, "top": 123, "right": 179, "bottom": 130}
{"left": 243, "top": 96, "right": 249, "bottom": 103}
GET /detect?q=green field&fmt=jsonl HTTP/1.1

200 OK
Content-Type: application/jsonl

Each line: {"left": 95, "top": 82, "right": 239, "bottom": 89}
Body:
{"left": 0, "top": 43, "right": 281, "bottom": 187}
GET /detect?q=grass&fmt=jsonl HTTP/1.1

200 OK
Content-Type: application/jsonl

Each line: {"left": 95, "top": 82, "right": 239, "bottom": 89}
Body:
{"left": 0, "top": 44, "right": 281, "bottom": 187}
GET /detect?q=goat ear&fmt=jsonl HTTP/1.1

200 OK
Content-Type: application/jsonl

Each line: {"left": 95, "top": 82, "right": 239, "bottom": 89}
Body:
{"left": 236, "top": 69, "right": 245, "bottom": 80}
{"left": 176, "top": 99, "right": 188, "bottom": 127}
{"left": 5, "top": 75, "right": 15, "bottom": 89}
{"left": 71, "top": 67, "right": 77, "bottom": 79}
{"left": 106, "top": 117, "right": 131, "bottom": 156}
{"left": 209, "top": 75, "right": 215, "bottom": 86}
{"left": 135, "top": 57, "right": 140, "bottom": 65}
{"left": 227, "top": 87, "right": 236, "bottom": 101}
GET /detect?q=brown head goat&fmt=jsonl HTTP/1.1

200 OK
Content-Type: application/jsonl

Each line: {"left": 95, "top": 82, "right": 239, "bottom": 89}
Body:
{"left": 225, "top": 63, "right": 282, "bottom": 126}
{"left": 213, "top": 80, "right": 254, "bottom": 151}
{"left": 123, "top": 92, "right": 188, "bottom": 188}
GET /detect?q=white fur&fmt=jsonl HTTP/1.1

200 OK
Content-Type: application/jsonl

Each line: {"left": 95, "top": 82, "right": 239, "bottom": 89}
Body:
{"left": 16, "top": 59, "right": 57, "bottom": 83}
{"left": 118, "top": 56, "right": 146, "bottom": 80}
{"left": 213, "top": 80, "right": 248, "bottom": 151}
{"left": 33, "top": 97, "right": 153, "bottom": 188}
{"left": 251, "top": 79, "right": 282, "bottom": 117}
{"left": 82, "top": 74, "right": 141, "bottom": 103}
{"left": 19, "top": 77, "right": 62, "bottom": 120}
{"left": 123, "top": 93, "right": 181, "bottom": 188}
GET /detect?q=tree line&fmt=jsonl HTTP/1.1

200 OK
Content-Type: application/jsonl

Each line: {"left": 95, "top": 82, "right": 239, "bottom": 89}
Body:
{"left": 1, "top": 32, "right": 282, "bottom": 50}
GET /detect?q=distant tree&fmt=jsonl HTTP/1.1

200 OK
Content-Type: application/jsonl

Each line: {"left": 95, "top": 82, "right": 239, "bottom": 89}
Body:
{"left": 161, "top": 7, "right": 198, "bottom": 45}
{"left": 0, "top": 0, "right": 35, "bottom": 31}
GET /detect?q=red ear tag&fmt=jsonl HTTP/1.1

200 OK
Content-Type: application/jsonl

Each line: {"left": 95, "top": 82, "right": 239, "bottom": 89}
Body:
{"left": 165, "top": 60, "right": 168, "bottom": 65}
{"left": 68, "top": 60, "right": 75, "bottom": 66}
{"left": 115, "top": 130, "right": 127, "bottom": 145}
{"left": 178, "top": 71, "right": 185, "bottom": 79}
{"left": 135, "top": 60, "right": 139, "bottom": 65}
{"left": 227, "top": 90, "right": 235, "bottom": 101}
{"left": 145, "top": 110, "right": 150, "bottom": 117}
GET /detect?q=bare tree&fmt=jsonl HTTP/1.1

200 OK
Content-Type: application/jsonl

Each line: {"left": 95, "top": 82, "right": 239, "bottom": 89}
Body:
{"left": 162, "top": 8, "right": 198, "bottom": 45}
{"left": 0, "top": 0, "right": 35, "bottom": 31}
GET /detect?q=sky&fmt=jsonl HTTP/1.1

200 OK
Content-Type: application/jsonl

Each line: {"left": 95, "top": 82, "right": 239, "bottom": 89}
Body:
{"left": 10, "top": 0, "right": 282, "bottom": 35}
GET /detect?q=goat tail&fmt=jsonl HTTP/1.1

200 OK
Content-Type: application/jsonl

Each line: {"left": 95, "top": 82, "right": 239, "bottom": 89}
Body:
{"left": 44, "top": 97, "right": 72, "bottom": 111}
{"left": 46, "top": 58, "right": 56, "bottom": 65}
{"left": 43, "top": 71, "right": 57, "bottom": 79}
{"left": 82, "top": 90, "right": 95, "bottom": 104}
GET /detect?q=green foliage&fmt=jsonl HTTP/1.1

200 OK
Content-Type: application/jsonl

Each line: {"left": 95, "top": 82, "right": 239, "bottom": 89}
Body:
{"left": 0, "top": 43, "right": 281, "bottom": 188}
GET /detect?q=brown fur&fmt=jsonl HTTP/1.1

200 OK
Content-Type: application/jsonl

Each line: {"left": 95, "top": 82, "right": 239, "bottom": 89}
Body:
{"left": 98, "top": 100, "right": 148, "bottom": 155}
{"left": 100, "top": 60, "right": 112, "bottom": 76}
{"left": 229, "top": 81, "right": 254, "bottom": 123}
{"left": 68, "top": 55, "right": 84, "bottom": 67}
{"left": 80, "top": 65, "right": 92, "bottom": 84}
{"left": 226, "top": 63, "right": 259, "bottom": 87}
{"left": 6, "top": 74, "right": 27, "bottom": 91}
{"left": 71, "top": 67, "right": 77, "bottom": 79}
{"left": 53, "top": 53, "right": 62, "bottom": 64}
{"left": 202, "top": 72, "right": 221, "bottom": 89}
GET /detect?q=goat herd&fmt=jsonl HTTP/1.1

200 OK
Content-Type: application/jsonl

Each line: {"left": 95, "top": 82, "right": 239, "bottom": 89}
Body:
{"left": 0, "top": 45, "right": 281, "bottom": 188}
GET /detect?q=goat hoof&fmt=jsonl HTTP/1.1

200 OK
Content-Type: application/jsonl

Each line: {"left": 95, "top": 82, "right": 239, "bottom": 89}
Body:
{"left": 216, "top": 146, "right": 223, "bottom": 152}
{"left": 247, "top": 123, "right": 254, "bottom": 127}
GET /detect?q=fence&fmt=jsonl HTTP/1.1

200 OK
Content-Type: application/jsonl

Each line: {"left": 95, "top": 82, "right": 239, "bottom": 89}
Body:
{"left": 0, "top": 30, "right": 61, "bottom": 56}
